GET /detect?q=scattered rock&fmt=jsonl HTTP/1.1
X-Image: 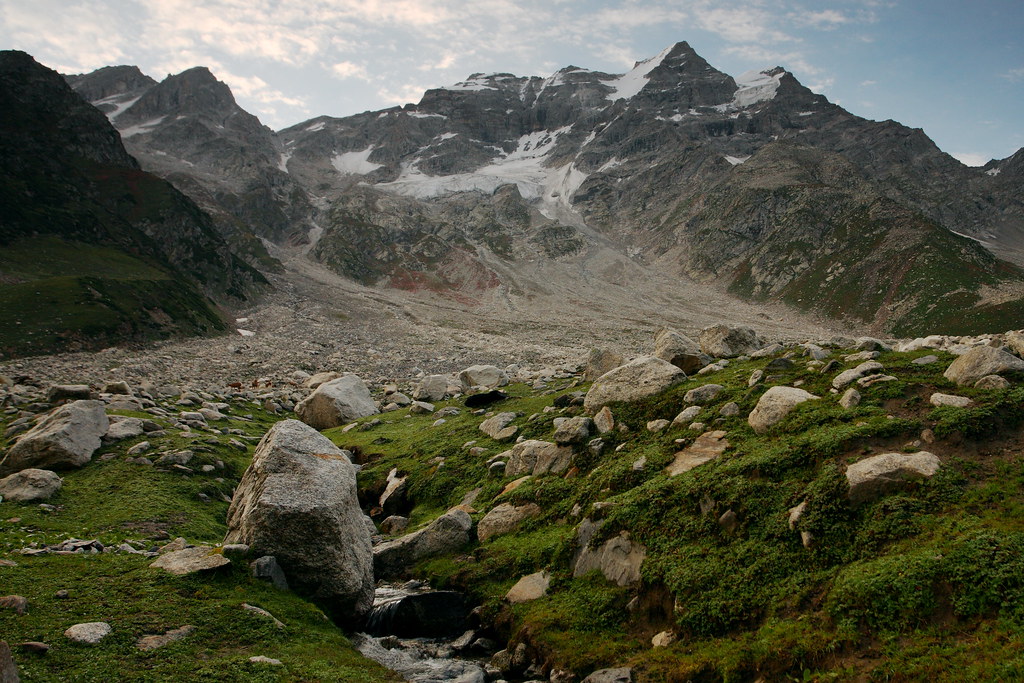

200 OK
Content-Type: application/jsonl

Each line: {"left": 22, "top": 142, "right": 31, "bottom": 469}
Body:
{"left": 0, "top": 469, "right": 62, "bottom": 502}
{"left": 839, "top": 388, "right": 861, "bottom": 409}
{"left": 1, "top": 400, "right": 109, "bottom": 476}
{"left": 699, "top": 324, "right": 762, "bottom": 358}
{"left": 647, "top": 419, "right": 670, "bottom": 432}
{"left": 250, "top": 556, "right": 290, "bottom": 591}
{"left": 930, "top": 393, "right": 972, "bottom": 408}
{"left": 242, "top": 603, "right": 285, "bottom": 628}
{"left": 911, "top": 355, "right": 939, "bottom": 365}
{"left": 944, "top": 346, "right": 1024, "bottom": 386}
{"left": 748, "top": 386, "right": 819, "bottom": 434}
{"left": 846, "top": 452, "right": 941, "bottom": 504}
{"left": 583, "top": 356, "right": 686, "bottom": 413}
{"left": 503, "top": 440, "right": 574, "bottom": 478}
{"left": 975, "top": 374, "right": 1011, "bottom": 390}
{"left": 458, "top": 365, "right": 508, "bottom": 391}
{"left": 666, "top": 431, "right": 729, "bottom": 475}
{"left": 506, "top": 571, "right": 551, "bottom": 604}
{"left": 573, "top": 520, "right": 645, "bottom": 586}
{"left": 651, "top": 631, "right": 676, "bottom": 648}
{"left": 294, "top": 375, "right": 379, "bottom": 430}
{"left": 582, "top": 666, "right": 634, "bottom": 683}
{"left": 478, "top": 503, "right": 542, "bottom": 541}
{"left": 104, "top": 416, "right": 144, "bottom": 442}
{"left": 684, "top": 383, "right": 723, "bottom": 405}
{"left": 718, "top": 402, "right": 740, "bottom": 417}
{"left": 653, "top": 328, "right": 708, "bottom": 373}
{"left": 832, "top": 361, "right": 884, "bottom": 390}
{"left": 46, "top": 385, "right": 93, "bottom": 403}
{"left": 585, "top": 348, "right": 625, "bottom": 382}
{"left": 0, "top": 641, "right": 18, "bottom": 681}
{"left": 413, "top": 375, "right": 449, "bottom": 402}
{"left": 479, "top": 412, "right": 519, "bottom": 441}
{"left": 136, "top": 625, "right": 195, "bottom": 651}
{"left": 593, "top": 406, "right": 615, "bottom": 434}
{"left": 150, "top": 546, "right": 230, "bottom": 575}
{"left": 409, "top": 401, "right": 435, "bottom": 414}
{"left": 224, "top": 420, "right": 373, "bottom": 624}
{"left": 0, "top": 595, "right": 28, "bottom": 615}
{"left": 672, "top": 405, "right": 702, "bottom": 424}
{"left": 64, "top": 622, "right": 112, "bottom": 645}
{"left": 553, "top": 416, "right": 593, "bottom": 444}
{"left": 248, "top": 655, "right": 283, "bottom": 666}
{"left": 373, "top": 509, "right": 473, "bottom": 579}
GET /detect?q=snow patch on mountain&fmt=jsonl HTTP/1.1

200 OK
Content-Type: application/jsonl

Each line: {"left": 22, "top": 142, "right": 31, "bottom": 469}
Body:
{"left": 725, "top": 155, "right": 750, "bottom": 165}
{"left": 95, "top": 94, "right": 141, "bottom": 121}
{"left": 446, "top": 75, "right": 500, "bottom": 92}
{"left": 603, "top": 45, "right": 674, "bottom": 101}
{"left": 278, "top": 152, "right": 292, "bottom": 173}
{"left": 733, "top": 69, "right": 784, "bottom": 108}
{"left": 332, "top": 147, "right": 382, "bottom": 175}
{"left": 120, "top": 117, "right": 166, "bottom": 138}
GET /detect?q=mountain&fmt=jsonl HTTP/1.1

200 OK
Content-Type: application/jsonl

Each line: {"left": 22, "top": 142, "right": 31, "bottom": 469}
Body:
{"left": 0, "top": 50, "right": 267, "bottom": 357}
{"left": 67, "top": 41, "right": 1024, "bottom": 337}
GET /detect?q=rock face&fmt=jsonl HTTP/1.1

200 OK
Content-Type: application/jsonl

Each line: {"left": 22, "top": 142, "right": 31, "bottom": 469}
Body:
{"left": 846, "top": 451, "right": 941, "bottom": 504}
{"left": 573, "top": 526, "right": 646, "bottom": 587}
{"left": 748, "top": 386, "right": 818, "bottom": 434}
{"left": 224, "top": 419, "right": 374, "bottom": 625}
{"left": 583, "top": 356, "right": 686, "bottom": 413}
{"left": 1, "top": 400, "right": 108, "bottom": 476}
{"left": 294, "top": 375, "right": 379, "bottom": 430}
{"left": 503, "top": 440, "right": 574, "bottom": 478}
{"left": 944, "top": 346, "right": 1024, "bottom": 386}
{"left": 699, "top": 325, "right": 761, "bottom": 358}
{"left": 0, "top": 469, "right": 62, "bottom": 502}
{"left": 373, "top": 509, "right": 473, "bottom": 579}
{"left": 478, "top": 503, "right": 542, "bottom": 541}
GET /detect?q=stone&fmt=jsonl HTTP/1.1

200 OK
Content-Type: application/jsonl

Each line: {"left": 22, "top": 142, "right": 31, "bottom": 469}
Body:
{"left": 582, "top": 667, "right": 634, "bottom": 683}
{"left": 224, "top": 420, "right": 373, "bottom": 625}
{"left": 857, "top": 374, "right": 897, "bottom": 388}
{"left": 0, "top": 595, "right": 28, "bottom": 615}
{"left": 64, "top": 622, "right": 112, "bottom": 645}
{"left": 136, "top": 625, "right": 195, "bottom": 650}
{"left": 666, "top": 430, "right": 729, "bottom": 476}
{"left": 573, "top": 520, "right": 645, "bottom": 586}
{"left": 748, "top": 369, "right": 764, "bottom": 386}
{"left": 104, "top": 416, "right": 144, "bottom": 442}
{"left": 912, "top": 355, "right": 939, "bottom": 365}
{"left": 505, "top": 571, "right": 551, "bottom": 604}
{"left": 684, "top": 383, "right": 723, "bottom": 405}
{"left": 944, "top": 346, "right": 1024, "bottom": 386}
{"left": 150, "top": 546, "right": 230, "bottom": 575}
{"left": 583, "top": 356, "right": 686, "bottom": 413}
{"left": 380, "top": 515, "right": 409, "bottom": 535}
{"left": 378, "top": 468, "right": 408, "bottom": 517}
{"left": 844, "top": 351, "right": 881, "bottom": 363}
{"left": 46, "top": 385, "right": 93, "bottom": 403}
{"left": 651, "top": 631, "right": 676, "bottom": 648}
{"left": 647, "top": 419, "right": 670, "bottom": 432}
{"left": 593, "top": 406, "right": 615, "bottom": 434}
{"left": 364, "top": 591, "right": 468, "bottom": 638}
{"left": 719, "top": 402, "right": 740, "bottom": 417}
{"left": 855, "top": 337, "right": 892, "bottom": 352}
{"left": 975, "top": 374, "right": 1011, "bottom": 390}
{"left": 479, "top": 412, "right": 519, "bottom": 441}
{"left": 478, "top": 503, "right": 542, "bottom": 541}
{"left": 748, "top": 386, "right": 819, "bottom": 434}
{"left": 103, "top": 381, "right": 132, "bottom": 395}
{"left": 294, "top": 376, "right": 379, "bottom": 430}
{"left": 1, "top": 401, "right": 108, "bottom": 476}
{"left": 832, "top": 361, "right": 884, "bottom": 390}
{"left": 242, "top": 604, "right": 285, "bottom": 628}
{"left": 409, "top": 401, "right": 435, "bottom": 414}
{"left": 553, "top": 416, "right": 593, "bottom": 444}
{"left": 699, "top": 324, "right": 762, "bottom": 358}
{"left": 930, "top": 393, "right": 972, "bottom": 408}
{"left": 458, "top": 365, "right": 508, "bottom": 391}
{"left": 672, "top": 405, "right": 702, "bottom": 424}
{"left": 249, "top": 656, "right": 283, "bottom": 665}
{"left": 718, "top": 509, "right": 738, "bottom": 534}
{"left": 221, "top": 543, "right": 249, "bottom": 560}
{"left": 250, "top": 555, "right": 290, "bottom": 591}
{"left": 503, "top": 440, "right": 574, "bottom": 478}
{"left": 0, "top": 469, "right": 62, "bottom": 503}
{"left": 653, "top": 328, "right": 708, "bottom": 373}
{"left": 413, "top": 375, "right": 449, "bottom": 402}
{"left": 19, "top": 641, "right": 49, "bottom": 655}
{"left": 846, "top": 452, "right": 941, "bottom": 504}
{"left": 126, "top": 441, "right": 151, "bottom": 456}
{"left": 373, "top": 509, "right": 472, "bottom": 579}
{"left": 0, "top": 640, "right": 19, "bottom": 682}
{"left": 839, "top": 388, "right": 861, "bottom": 409}
{"left": 305, "top": 371, "right": 341, "bottom": 389}
{"left": 585, "top": 348, "right": 625, "bottom": 382}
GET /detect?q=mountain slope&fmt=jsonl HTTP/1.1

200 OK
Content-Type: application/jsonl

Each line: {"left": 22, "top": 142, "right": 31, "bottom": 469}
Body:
{"left": 0, "top": 50, "right": 267, "bottom": 357}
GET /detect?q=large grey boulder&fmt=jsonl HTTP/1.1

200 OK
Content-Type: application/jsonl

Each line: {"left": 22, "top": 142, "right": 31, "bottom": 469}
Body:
{"left": 104, "top": 416, "right": 144, "bottom": 442}
{"left": 748, "top": 386, "right": 818, "bottom": 434}
{"left": 478, "top": 503, "right": 542, "bottom": 541}
{"left": 503, "top": 440, "right": 574, "bottom": 478}
{"left": 458, "top": 365, "right": 508, "bottom": 391}
{"left": 582, "top": 668, "right": 634, "bottom": 683}
{"left": 944, "top": 346, "right": 1024, "bottom": 386}
{"left": 846, "top": 451, "right": 941, "bottom": 504}
{"left": 553, "top": 416, "right": 593, "bottom": 445}
{"left": 832, "top": 361, "right": 884, "bottom": 390}
{"left": 479, "top": 412, "right": 518, "bottom": 441}
{"left": 373, "top": 509, "right": 472, "bottom": 579}
{"left": 573, "top": 519, "right": 645, "bottom": 586}
{"left": 1, "top": 400, "right": 108, "bottom": 476}
{"left": 295, "top": 376, "right": 378, "bottom": 430}
{"left": 224, "top": 420, "right": 373, "bottom": 624}
{"left": 699, "top": 325, "right": 762, "bottom": 358}
{"left": 413, "top": 375, "right": 449, "bottom": 402}
{"left": 0, "top": 469, "right": 62, "bottom": 502}
{"left": 653, "top": 328, "right": 708, "bottom": 373}
{"left": 150, "top": 546, "right": 231, "bottom": 575}
{"left": 505, "top": 571, "right": 551, "bottom": 604}
{"left": 583, "top": 356, "right": 686, "bottom": 413}
{"left": 585, "top": 348, "right": 625, "bottom": 382}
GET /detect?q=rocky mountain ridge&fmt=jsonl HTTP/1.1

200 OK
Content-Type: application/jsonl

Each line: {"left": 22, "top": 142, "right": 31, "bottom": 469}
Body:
{"left": 66, "top": 41, "right": 1024, "bottom": 338}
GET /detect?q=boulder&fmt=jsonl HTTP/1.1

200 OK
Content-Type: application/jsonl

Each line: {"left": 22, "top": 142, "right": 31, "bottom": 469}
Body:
{"left": 1, "top": 400, "right": 108, "bottom": 476}
{"left": 553, "top": 416, "right": 593, "bottom": 445}
{"left": 582, "top": 668, "right": 634, "bottom": 683}
{"left": 136, "top": 625, "right": 195, "bottom": 651}
{"left": 458, "top": 365, "right": 508, "bottom": 391}
{"left": 929, "top": 393, "right": 972, "bottom": 408}
{"left": 748, "top": 387, "right": 818, "bottom": 434}
{"left": 699, "top": 325, "right": 762, "bottom": 358}
{"left": 103, "top": 381, "right": 132, "bottom": 395}
{"left": 839, "top": 389, "right": 861, "bottom": 409}
{"left": 832, "top": 361, "right": 884, "bottom": 390}
{"left": 46, "top": 384, "right": 93, "bottom": 403}
{"left": 295, "top": 376, "right": 378, "bottom": 430}
{"left": 583, "top": 357, "right": 686, "bottom": 413}
{"left": 373, "top": 509, "right": 472, "bottom": 579}
{"left": 846, "top": 452, "right": 941, "bottom": 504}
{"left": 224, "top": 420, "right": 374, "bottom": 625}
{"left": 150, "top": 546, "right": 231, "bottom": 575}
{"left": 104, "top": 416, "right": 144, "bottom": 442}
{"left": 478, "top": 503, "right": 542, "bottom": 541}
{"left": 0, "top": 641, "right": 17, "bottom": 682}
{"left": 413, "top": 375, "right": 449, "bottom": 402}
{"left": 666, "top": 431, "right": 729, "bottom": 475}
{"left": 64, "top": 622, "right": 111, "bottom": 645}
{"left": 479, "top": 412, "right": 518, "bottom": 441}
{"left": 585, "top": 348, "right": 625, "bottom": 382}
{"left": 503, "top": 440, "right": 574, "bottom": 478}
{"left": 573, "top": 524, "right": 645, "bottom": 586}
{"left": 593, "top": 406, "right": 615, "bottom": 434}
{"left": 506, "top": 571, "right": 551, "bottom": 604}
{"left": 653, "top": 328, "right": 708, "bottom": 373}
{"left": 975, "top": 374, "right": 1011, "bottom": 390}
{"left": 0, "top": 469, "right": 62, "bottom": 502}
{"left": 684, "top": 384, "right": 723, "bottom": 405}
{"left": 944, "top": 346, "right": 1024, "bottom": 386}
{"left": 305, "top": 371, "right": 341, "bottom": 389}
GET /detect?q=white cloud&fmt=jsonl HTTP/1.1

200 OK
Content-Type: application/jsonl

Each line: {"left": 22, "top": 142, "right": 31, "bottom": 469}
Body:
{"left": 1002, "top": 67, "right": 1024, "bottom": 82}
{"left": 377, "top": 83, "right": 429, "bottom": 107}
{"left": 331, "top": 61, "right": 370, "bottom": 81}
{"left": 860, "top": 79, "right": 877, "bottom": 87}
{"left": 952, "top": 152, "right": 989, "bottom": 167}
{"left": 793, "top": 10, "right": 850, "bottom": 29}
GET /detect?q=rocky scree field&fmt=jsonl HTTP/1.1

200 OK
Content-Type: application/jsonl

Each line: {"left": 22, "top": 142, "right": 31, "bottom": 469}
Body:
{"left": 1, "top": 328, "right": 1024, "bottom": 681}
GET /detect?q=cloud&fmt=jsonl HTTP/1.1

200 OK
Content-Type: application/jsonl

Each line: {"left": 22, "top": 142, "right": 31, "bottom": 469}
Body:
{"left": 952, "top": 152, "right": 989, "bottom": 167}
{"left": 792, "top": 9, "right": 851, "bottom": 29}
{"left": 860, "top": 79, "right": 877, "bottom": 87}
{"left": 1002, "top": 67, "right": 1024, "bottom": 82}
{"left": 377, "top": 83, "right": 429, "bottom": 107}
{"left": 331, "top": 61, "right": 370, "bottom": 80}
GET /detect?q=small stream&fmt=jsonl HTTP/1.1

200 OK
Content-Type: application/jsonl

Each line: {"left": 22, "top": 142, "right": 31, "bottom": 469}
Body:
{"left": 353, "top": 583, "right": 494, "bottom": 683}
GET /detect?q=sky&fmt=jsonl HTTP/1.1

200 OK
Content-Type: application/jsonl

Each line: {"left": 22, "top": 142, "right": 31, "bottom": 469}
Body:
{"left": 1, "top": 0, "right": 1021, "bottom": 165}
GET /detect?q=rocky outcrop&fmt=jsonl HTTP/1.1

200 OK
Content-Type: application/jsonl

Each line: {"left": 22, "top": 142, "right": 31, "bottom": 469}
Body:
{"left": 459, "top": 365, "right": 508, "bottom": 391}
{"left": 573, "top": 522, "right": 646, "bottom": 587}
{"left": 944, "top": 346, "right": 1024, "bottom": 386}
{"left": 294, "top": 375, "right": 378, "bottom": 430}
{"left": 845, "top": 451, "right": 941, "bottom": 504}
{"left": 224, "top": 420, "right": 374, "bottom": 624}
{"left": 666, "top": 430, "right": 729, "bottom": 475}
{"left": 503, "top": 440, "right": 574, "bottom": 478}
{"left": 583, "top": 357, "right": 686, "bottom": 413}
{"left": 1, "top": 400, "right": 108, "bottom": 476}
{"left": 748, "top": 387, "right": 818, "bottom": 434}
{"left": 373, "top": 509, "right": 473, "bottom": 579}
{"left": 478, "top": 503, "right": 542, "bottom": 541}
